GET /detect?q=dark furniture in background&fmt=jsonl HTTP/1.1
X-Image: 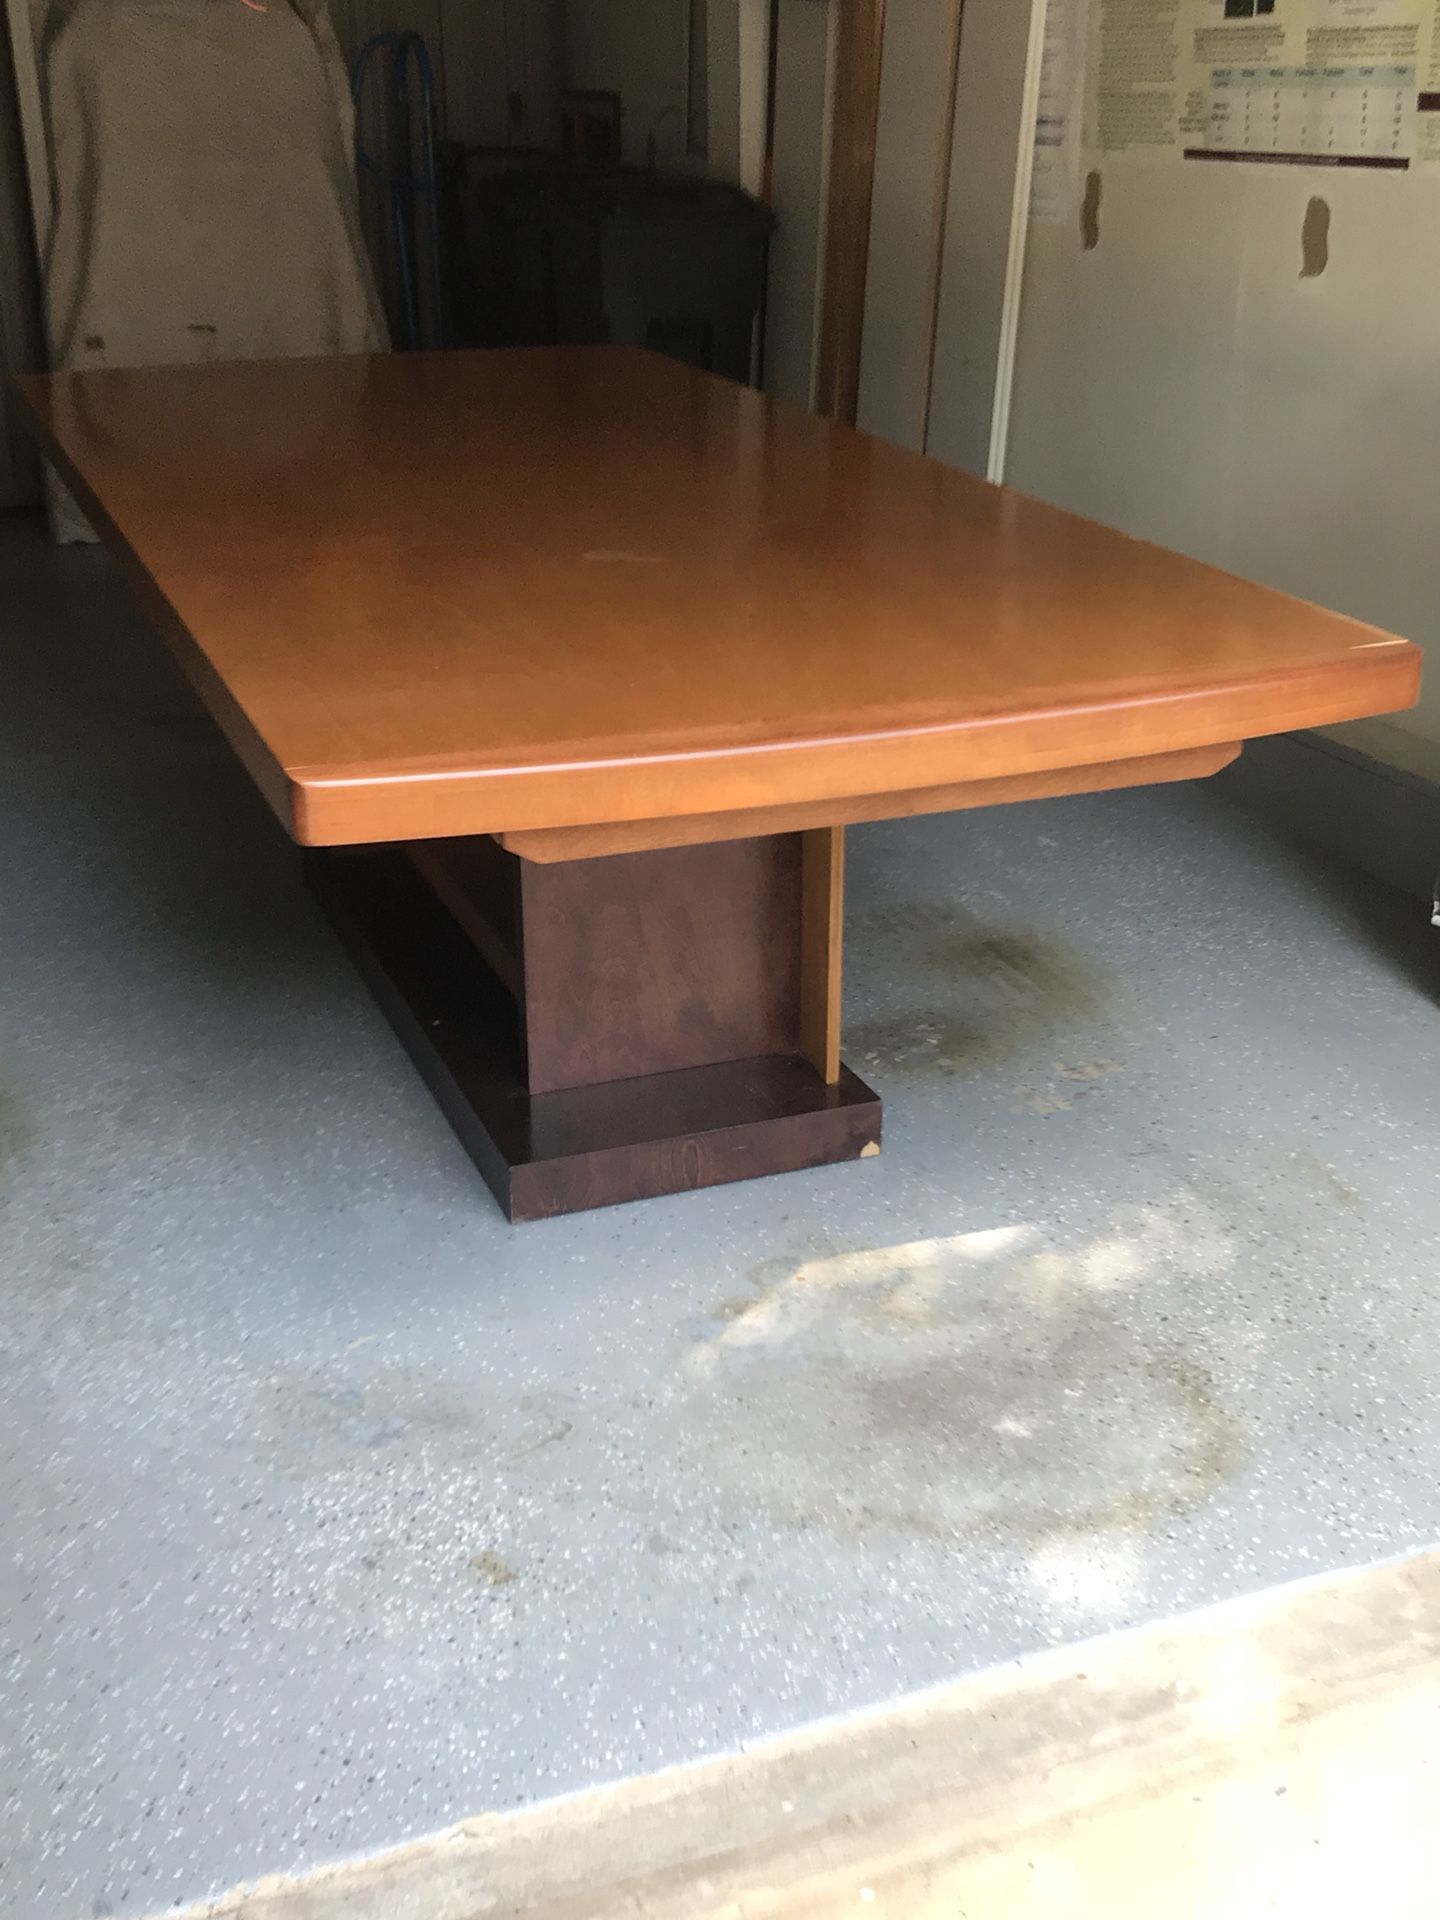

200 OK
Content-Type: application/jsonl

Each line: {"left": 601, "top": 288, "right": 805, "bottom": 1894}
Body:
{"left": 442, "top": 157, "right": 774, "bottom": 385}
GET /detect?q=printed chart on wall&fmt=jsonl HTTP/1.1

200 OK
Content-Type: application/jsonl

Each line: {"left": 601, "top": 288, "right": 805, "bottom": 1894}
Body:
{"left": 1072, "top": 0, "right": 1440, "bottom": 177}
{"left": 1033, "top": 0, "right": 1093, "bottom": 222}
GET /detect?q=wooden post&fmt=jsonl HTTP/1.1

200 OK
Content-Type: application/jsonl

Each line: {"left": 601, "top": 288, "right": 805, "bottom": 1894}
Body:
{"left": 814, "top": 0, "right": 887, "bottom": 426}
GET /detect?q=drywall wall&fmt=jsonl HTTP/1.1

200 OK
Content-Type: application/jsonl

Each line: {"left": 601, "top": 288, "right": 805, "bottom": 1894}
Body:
{"left": 706, "top": 0, "right": 770, "bottom": 193}
{"left": 1007, "top": 160, "right": 1440, "bottom": 761}
{"left": 838, "top": 0, "right": 1048, "bottom": 478}
{"left": 563, "top": 0, "right": 692, "bottom": 168}
{"left": 853, "top": 0, "right": 962, "bottom": 451}
{"left": 734, "top": 0, "right": 770, "bottom": 197}
{"left": 443, "top": 0, "right": 561, "bottom": 149}
{"left": 849, "top": 0, "right": 1046, "bottom": 471}
{"left": 924, "top": 0, "right": 1045, "bottom": 479}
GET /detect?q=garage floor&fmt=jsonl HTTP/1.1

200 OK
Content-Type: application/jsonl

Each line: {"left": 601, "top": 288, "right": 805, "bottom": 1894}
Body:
{"left": 171, "top": 1546, "right": 1440, "bottom": 1920}
{"left": 3, "top": 516, "right": 1439, "bottom": 1920}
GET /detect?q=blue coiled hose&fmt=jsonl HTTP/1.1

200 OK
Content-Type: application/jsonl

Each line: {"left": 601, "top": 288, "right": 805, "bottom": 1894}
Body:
{"left": 351, "top": 31, "right": 444, "bottom": 351}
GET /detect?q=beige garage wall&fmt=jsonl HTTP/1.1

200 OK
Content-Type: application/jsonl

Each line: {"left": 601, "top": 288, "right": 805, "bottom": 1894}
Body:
{"left": 1005, "top": 157, "right": 1440, "bottom": 769}
{"left": 924, "top": 0, "right": 1045, "bottom": 479}
{"left": 854, "top": 0, "right": 1048, "bottom": 477}
{"left": 855, "top": 0, "right": 964, "bottom": 453}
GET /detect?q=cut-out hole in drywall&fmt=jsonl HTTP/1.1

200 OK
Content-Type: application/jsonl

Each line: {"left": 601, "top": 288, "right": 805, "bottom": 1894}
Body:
{"left": 1081, "top": 170, "right": 1102, "bottom": 251}
{"left": 1301, "top": 196, "right": 1330, "bottom": 278}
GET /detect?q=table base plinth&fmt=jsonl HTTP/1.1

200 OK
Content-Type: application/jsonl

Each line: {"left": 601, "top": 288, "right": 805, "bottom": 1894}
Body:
{"left": 309, "top": 843, "right": 882, "bottom": 1222}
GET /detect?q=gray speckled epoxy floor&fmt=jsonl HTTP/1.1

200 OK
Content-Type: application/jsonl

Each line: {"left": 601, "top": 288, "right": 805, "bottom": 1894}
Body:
{"left": 3, "top": 516, "right": 1439, "bottom": 1919}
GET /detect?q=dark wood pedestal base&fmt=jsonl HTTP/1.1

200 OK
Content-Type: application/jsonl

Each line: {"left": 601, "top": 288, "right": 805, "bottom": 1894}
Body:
{"left": 309, "top": 834, "right": 882, "bottom": 1221}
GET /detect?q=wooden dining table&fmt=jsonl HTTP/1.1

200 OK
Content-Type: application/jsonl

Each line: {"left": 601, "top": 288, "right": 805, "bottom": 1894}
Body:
{"left": 16, "top": 347, "right": 1421, "bottom": 1219}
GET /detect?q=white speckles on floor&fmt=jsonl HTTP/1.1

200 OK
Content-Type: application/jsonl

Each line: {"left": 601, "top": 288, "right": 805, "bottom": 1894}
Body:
{"left": 3, "top": 520, "right": 1440, "bottom": 1919}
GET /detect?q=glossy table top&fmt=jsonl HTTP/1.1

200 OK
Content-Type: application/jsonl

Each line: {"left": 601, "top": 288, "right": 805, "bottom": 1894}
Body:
{"left": 19, "top": 348, "right": 1419, "bottom": 845}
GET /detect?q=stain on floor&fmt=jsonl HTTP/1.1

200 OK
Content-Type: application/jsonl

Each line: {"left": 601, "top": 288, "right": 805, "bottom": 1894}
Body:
{"left": 848, "top": 909, "right": 1114, "bottom": 1080}
{"left": 469, "top": 1550, "right": 519, "bottom": 1590}
{"left": 0, "top": 1077, "right": 30, "bottom": 1181}
{"left": 316, "top": 1209, "right": 1252, "bottom": 1566}
{"left": 666, "top": 1217, "right": 1246, "bottom": 1548}
{"left": 1292, "top": 1148, "right": 1362, "bottom": 1211}
{"left": 270, "top": 1370, "right": 580, "bottom": 1486}
{"left": 271, "top": 1369, "right": 484, "bottom": 1479}
{"left": 1011, "top": 1089, "right": 1075, "bottom": 1117}
{"left": 255, "top": 1203, "right": 1244, "bottom": 1571}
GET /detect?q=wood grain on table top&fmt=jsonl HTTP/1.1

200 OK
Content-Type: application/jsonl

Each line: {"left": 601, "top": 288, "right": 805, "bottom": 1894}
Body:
{"left": 18, "top": 347, "right": 1419, "bottom": 846}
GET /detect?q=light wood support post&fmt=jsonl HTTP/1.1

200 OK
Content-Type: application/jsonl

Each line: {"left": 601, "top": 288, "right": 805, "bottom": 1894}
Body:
{"left": 800, "top": 826, "right": 845, "bottom": 1084}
